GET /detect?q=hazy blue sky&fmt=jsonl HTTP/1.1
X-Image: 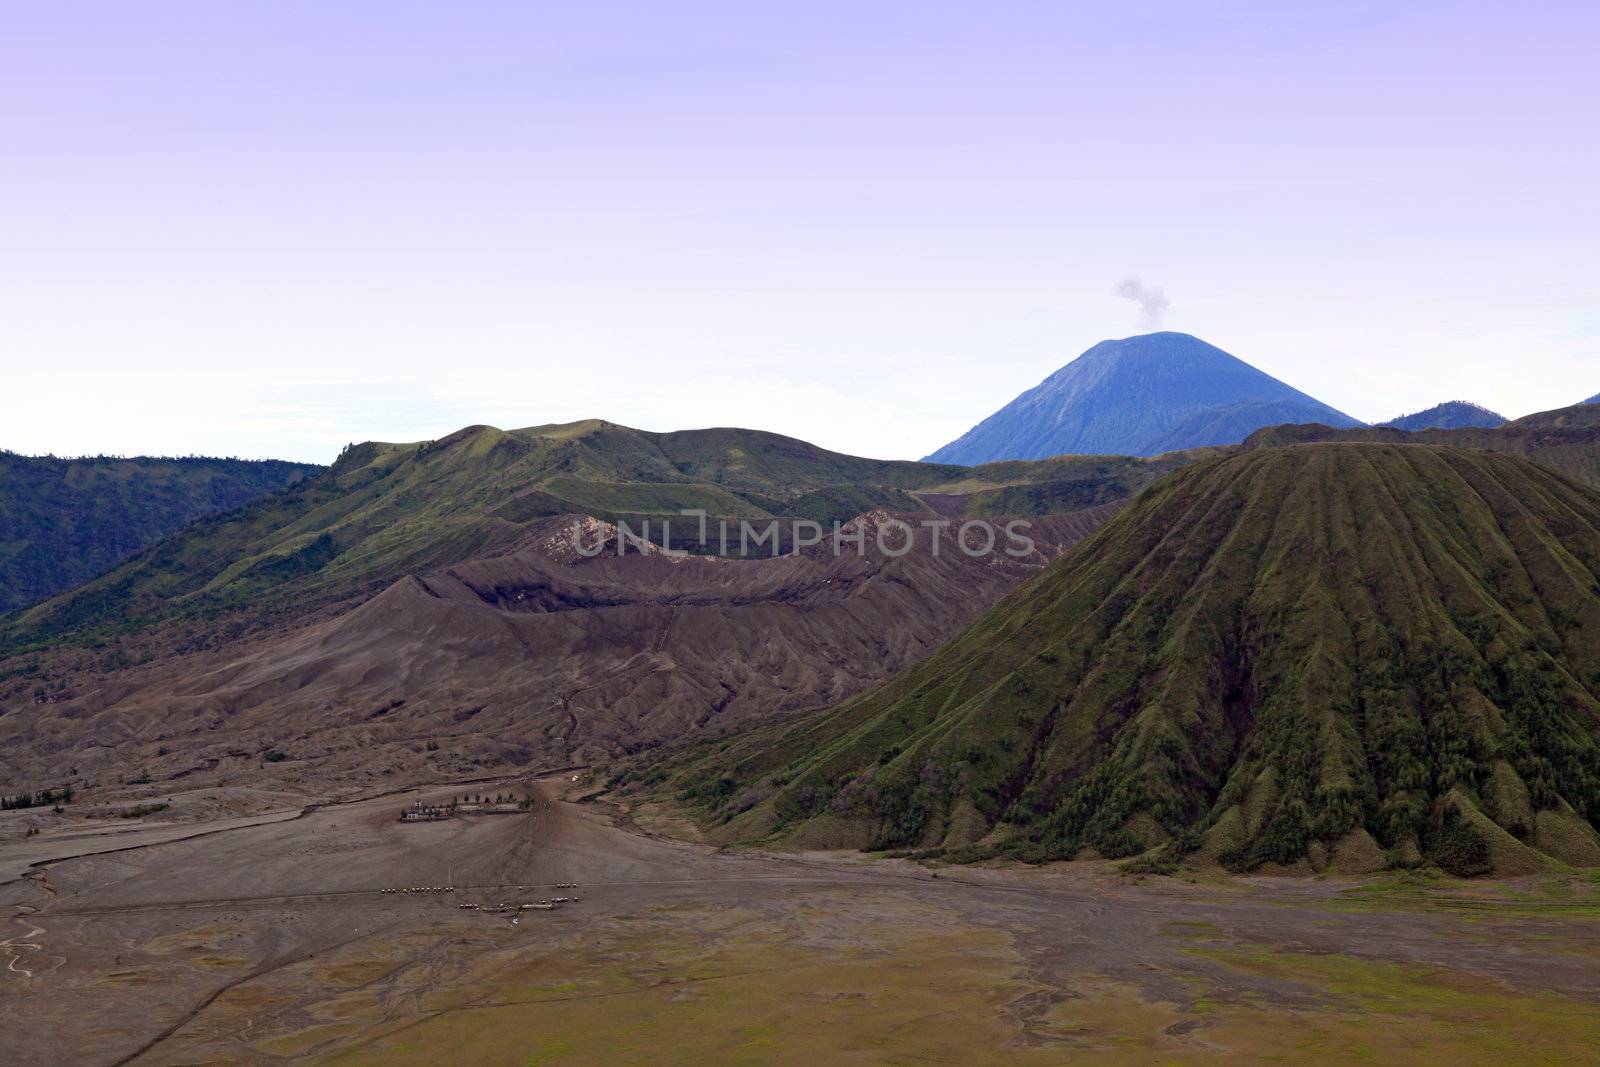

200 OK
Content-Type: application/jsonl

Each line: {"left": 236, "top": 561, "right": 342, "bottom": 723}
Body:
{"left": 3, "top": 2, "right": 1597, "bottom": 462}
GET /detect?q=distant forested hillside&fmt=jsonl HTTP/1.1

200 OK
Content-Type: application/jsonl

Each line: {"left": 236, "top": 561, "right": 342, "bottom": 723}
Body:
{"left": 0, "top": 452, "right": 320, "bottom": 613}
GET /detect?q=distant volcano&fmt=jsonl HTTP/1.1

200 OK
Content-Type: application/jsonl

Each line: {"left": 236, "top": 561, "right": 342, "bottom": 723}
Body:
{"left": 925, "top": 332, "right": 1360, "bottom": 462}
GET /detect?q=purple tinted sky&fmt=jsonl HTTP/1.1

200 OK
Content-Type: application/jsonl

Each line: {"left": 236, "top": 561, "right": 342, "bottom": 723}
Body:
{"left": 3, "top": 2, "right": 1597, "bottom": 461}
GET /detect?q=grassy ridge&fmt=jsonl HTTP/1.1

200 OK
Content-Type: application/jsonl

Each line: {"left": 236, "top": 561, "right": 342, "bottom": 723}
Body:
{"left": 0, "top": 422, "right": 1194, "bottom": 654}
{"left": 646, "top": 443, "right": 1600, "bottom": 875}
{"left": 1244, "top": 401, "right": 1600, "bottom": 489}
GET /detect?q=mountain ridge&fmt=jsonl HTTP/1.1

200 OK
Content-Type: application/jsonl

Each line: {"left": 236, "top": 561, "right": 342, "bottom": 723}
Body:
{"left": 1, "top": 420, "right": 1207, "bottom": 656}
{"left": 1241, "top": 402, "right": 1600, "bottom": 489}
{"left": 1379, "top": 401, "right": 1506, "bottom": 431}
{"left": 644, "top": 442, "right": 1600, "bottom": 876}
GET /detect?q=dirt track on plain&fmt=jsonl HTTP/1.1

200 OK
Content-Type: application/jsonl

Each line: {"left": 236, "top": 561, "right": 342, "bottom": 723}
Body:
{"left": 2, "top": 777, "right": 1597, "bottom": 1065}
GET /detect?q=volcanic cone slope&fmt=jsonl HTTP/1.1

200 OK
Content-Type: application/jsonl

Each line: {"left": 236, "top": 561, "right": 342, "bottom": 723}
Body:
{"left": 657, "top": 443, "right": 1600, "bottom": 875}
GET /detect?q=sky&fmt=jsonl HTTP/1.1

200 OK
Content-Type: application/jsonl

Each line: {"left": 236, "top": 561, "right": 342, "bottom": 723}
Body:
{"left": 2, "top": 1, "right": 1598, "bottom": 464}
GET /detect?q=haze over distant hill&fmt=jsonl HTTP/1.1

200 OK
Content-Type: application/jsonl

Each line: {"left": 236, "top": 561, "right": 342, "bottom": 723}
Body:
{"left": 1379, "top": 401, "right": 1506, "bottom": 431}
{"left": 0, "top": 452, "right": 319, "bottom": 614}
{"left": 1586, "top": 392, "right": 1600, "bottom": 405}
{"left": 654, "top": 443, "right": 1600, "bottom": 876}
{"left": 924, "top": 332, "right": 1361, "bottom": 463}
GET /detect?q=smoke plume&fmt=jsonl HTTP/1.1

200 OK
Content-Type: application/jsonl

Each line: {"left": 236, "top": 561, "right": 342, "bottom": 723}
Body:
{"left": 1114, "top": 275, "right": 1169, "bottom": 329}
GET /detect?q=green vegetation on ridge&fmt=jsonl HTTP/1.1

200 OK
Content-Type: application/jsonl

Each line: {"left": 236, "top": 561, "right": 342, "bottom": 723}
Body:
{"left": 1245, "top": 400, "right": 1600, "bottom": 489}
{"left": 0, "top": 421, "right": 1197, "bottom": 655}
{"left": 643, "top": 443, "right": 1600, "bottom": 876}
{"left": 16, "top": 403, "right": 1600, "bottom": 659}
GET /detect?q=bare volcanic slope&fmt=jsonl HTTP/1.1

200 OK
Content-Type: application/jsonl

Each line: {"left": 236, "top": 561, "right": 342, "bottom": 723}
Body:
{"left": 1, "top": 420, "right": 1198, "bottom": 655}
{"left": 646, "top": 444, "right": 1600, "bottom": 876}
{"left": 0, "top": 510, "right": 1109, "bottom": 792}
